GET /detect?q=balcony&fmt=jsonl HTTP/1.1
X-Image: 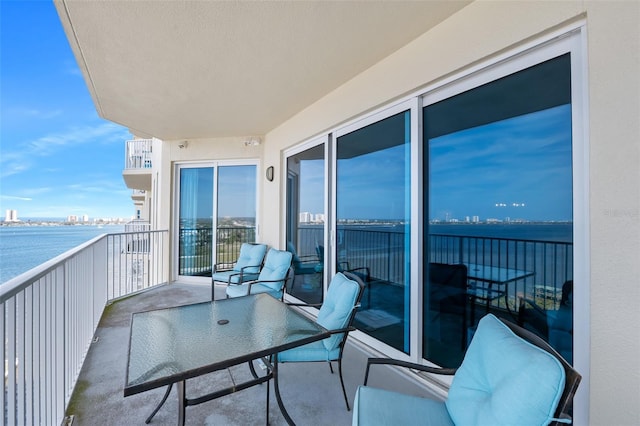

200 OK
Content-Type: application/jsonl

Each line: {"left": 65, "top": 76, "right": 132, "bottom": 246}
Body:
{"left": 123, "top": 139, "right": 153, "bottom": 191}
{"left": 131, "top": 189, "right": 146, "bottom": 202}
{"left": 2, "top": 228, "right": 573, "bottom": 424}
{"left": 1, "top": 229, "right": 434, "bottom": 425}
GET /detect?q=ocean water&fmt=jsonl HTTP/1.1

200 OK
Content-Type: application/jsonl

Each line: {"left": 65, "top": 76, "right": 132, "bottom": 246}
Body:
{"left": 0, "top": 224, "right": 125, "bottom": 284}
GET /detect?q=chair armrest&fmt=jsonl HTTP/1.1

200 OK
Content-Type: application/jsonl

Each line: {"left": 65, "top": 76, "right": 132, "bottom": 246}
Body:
{"left": 225, "top": 272, "right": 243, "bottom": 285}
{"left": 364, "top": 358, "right": 457, "bottom": 386}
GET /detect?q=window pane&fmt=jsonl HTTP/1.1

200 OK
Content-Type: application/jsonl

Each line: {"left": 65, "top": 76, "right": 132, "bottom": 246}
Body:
{"left": 216, "top": 165, "right": 257, "bottom": 264}
{"left": 179, "top": 167, "right": 214, "bottom": 276}
{"left": 423, "top": 54, "right": 574, "bottom": 367}
{"left": 338, "top": 111, "right": 411, "bottom": 353}
{"left": 286, "top": 144, "right": 325, "bottom": 304}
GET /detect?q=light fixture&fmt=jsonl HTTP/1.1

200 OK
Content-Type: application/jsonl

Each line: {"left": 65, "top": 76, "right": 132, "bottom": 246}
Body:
{"left": 266, "top": 166, "right": 274, "bottom": 182}
{"left": 244, "top": 137, "right": 261, "bottom": 147}
{"left": 178, "top": 141, "right": 189, "bottom": 149}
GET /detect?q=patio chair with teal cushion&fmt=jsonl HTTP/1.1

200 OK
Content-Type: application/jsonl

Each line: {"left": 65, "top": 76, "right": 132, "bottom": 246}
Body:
{"left": 353, "top": 313, "right": 581, "bottom": 426}
{"left": 276, "top": 271, "right": 366, "bottom": 411}
{"left": 225, "top": 248, "right": 294, "bottom": 300}
{"left": 211, "top": 243, "right": 267, "bottom": 300}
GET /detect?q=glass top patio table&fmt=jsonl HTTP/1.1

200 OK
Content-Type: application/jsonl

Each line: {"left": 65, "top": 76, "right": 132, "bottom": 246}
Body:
{"left": 464, "top": 263, "right": 534, "bottom": 285}
{"left": 124, "top": 293, "right": 330, "bottom": 424}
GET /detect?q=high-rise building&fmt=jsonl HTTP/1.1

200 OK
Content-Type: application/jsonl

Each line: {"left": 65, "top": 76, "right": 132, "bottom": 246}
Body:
{"left": 4, "top": 209, "right": 18, "bottom": 222}
{"left": 299, "top": 212, "right": 311, "bottom": 223}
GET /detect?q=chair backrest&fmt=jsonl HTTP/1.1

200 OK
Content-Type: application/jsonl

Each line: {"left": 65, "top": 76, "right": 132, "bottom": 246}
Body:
{"left": 257, "top": 249, "right": 293, "bottom": 291}
{"left": 429, "top": 262, "right": 468, "bottom": 305}
{"left": 316, "top": 272, "right": 365, "bottom": 352}
{"left": 503, "top": 315, "right": 580, "bottom": 425}
{"left": 446, "top": 314, "right": 581, "bottom": 426}
{"left": 234, "top": 243, "right": 268, "bottom": 273}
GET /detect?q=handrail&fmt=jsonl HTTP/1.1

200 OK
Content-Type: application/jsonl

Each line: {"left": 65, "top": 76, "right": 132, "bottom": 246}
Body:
{"left": 1, "top": 229, "right": 168, "bottom": 425}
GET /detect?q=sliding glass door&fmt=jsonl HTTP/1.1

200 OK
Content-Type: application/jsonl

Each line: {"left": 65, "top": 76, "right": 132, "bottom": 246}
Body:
{"left": 285, "top": 141, "right": 326, "bottom": 304}
{"left": 336, "top": 108, "right": 412, "bottom": 353}
{"left": 177, "top": 163, "right": 257, "bottom": 280}
{"left": 423, "top": 53, "right": 575, "bottom": 367}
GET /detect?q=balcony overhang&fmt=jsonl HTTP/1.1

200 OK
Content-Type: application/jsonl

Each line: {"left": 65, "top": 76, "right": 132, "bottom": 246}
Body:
{"left": 54, "top": 0, "right": 471, "bottom": 140}
{"left": 123, "top": 169, "right": 152, "bottom": 191}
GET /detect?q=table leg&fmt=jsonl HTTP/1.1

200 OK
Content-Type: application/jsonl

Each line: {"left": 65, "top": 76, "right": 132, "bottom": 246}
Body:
{"left": 145, "top": 383, "right": 173, "bottom": 424}
{"left": 177, "top": 381, "right": 186, "bottom": 426}
{"left": 272, "top": 354, "right": 296, "bottom": 425}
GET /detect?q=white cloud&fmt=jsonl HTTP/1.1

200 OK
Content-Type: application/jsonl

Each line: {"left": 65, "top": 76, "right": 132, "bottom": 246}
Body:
{"left": 0, "top": 195, "right": 33, "bottom": 201}
{"left": 6, "top": 107, "right": 63, "bottom": 119}
{"left": 0, "top": 122, "right": 130, "bottom": 176}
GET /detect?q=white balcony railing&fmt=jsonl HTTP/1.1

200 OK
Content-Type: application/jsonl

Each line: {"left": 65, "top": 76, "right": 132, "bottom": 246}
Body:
{"left": 124, "top": 139, "right": 152, "bottom": 170}
{"left": 1, "top": 230, "right": 168, "bottom": 425}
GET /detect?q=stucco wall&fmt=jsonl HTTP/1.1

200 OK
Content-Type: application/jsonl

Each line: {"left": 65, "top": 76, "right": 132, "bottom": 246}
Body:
{"left": 262, "top": 1, "right": 640, "bottom": 425}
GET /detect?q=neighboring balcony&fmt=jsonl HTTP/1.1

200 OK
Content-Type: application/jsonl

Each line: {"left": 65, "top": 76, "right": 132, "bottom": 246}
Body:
{"left": 123, "top": 139, "right": 153, "bottom": 191}
{"left": 131, "top": 189, "right": 146, "bottom": 202}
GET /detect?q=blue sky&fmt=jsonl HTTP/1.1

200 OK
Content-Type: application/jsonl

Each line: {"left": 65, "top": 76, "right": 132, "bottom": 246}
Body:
{"left": 1, "top": 1, "right": 133, "bottom": 220}
{"left": 304, "top": 104, "right": 572, "bottom": 222}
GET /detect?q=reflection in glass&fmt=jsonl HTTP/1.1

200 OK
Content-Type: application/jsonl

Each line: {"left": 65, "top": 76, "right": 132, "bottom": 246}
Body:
{"left": 337, "top": 111, "right": 411, "bottom": 353}
{"left": 423, "top": 54, "right": 574, "bottom": 367}
{"left": 216, "top": 165, "right": 257, "bottom": 264}
{"left": 286, "top": 144, "right": 325, "bottom": 304}
{"left": 179, "top": 167, "right": 214, "bottom": 276}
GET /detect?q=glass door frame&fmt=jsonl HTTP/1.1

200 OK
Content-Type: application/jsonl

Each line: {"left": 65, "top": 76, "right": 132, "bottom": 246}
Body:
{"left": 173, "top": 159, "right": 260, "bottom": 284}
{"left": 282, "top": 135, "right": 330, "bottom": 301}
{"left": 418, "top": 24, "right": 589, "bottom": 413}
{"left": 330, "top": 98, "right": 420, "bottom": 360}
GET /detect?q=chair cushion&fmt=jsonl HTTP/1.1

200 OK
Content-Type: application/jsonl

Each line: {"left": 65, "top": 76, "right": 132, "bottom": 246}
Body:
{"left": 257, "top": 249, "right": 292, "bottom": 291}
{"left": 277, "top": 339, "right": 339, "bottom": 363}
{"left": 446, "top": 314, "right": 566, "bottom": 426}
{"left": 235, "top": 243, "right": 267, "bottom": 274}
{"left": 353, "top": 386, "right": 453, "bottom": 426}
{"left": 317, "top": 272, "right": 359, "bottom": 351}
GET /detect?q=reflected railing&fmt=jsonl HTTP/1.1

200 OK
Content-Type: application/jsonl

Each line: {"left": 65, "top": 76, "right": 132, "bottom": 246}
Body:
{"left": 295, "top": 226, "right": 573, "bottom": 309}
{"left": 1, "top": 229, "right": 167, "bottom": 425}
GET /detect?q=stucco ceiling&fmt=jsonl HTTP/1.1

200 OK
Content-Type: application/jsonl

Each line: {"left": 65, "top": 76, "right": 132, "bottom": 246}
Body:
{"left": 55, "top": 1, "right": 471, "bottom": 140}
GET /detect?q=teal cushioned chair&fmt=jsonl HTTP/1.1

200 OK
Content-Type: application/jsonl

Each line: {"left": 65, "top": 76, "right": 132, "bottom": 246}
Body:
{"left": 225, "top": 248, "right": 293, "bottom": 300}
{"left": 277, "top": 271, "right": 365, "bottom": 411}
{"left": 353, "top": 313, "right": 581, "bottom": 426}
{"left": 211, "top": 243, "right": 267, "bottom": 300}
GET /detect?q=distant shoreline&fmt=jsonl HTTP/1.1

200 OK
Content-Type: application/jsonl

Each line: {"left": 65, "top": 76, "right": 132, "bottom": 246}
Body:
{"left": 0, "top": 220, "right": 128, "bottom": 227}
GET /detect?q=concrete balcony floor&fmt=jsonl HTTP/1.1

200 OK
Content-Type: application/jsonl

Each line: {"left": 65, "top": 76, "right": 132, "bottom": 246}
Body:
{"left": 66, "top": 282, "right": 438, "bottom": 425}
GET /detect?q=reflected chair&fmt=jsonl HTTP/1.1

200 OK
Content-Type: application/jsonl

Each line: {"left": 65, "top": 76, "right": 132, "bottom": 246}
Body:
{"left": 277, "top": 271, "right": 365, "bottom": 411}
{"left": 225, "top": 248, "right": 294, "bottom": 300}
{"left": 211, "top": 243, "right": 267, "bottom": 300}
{"left": 353, "top": 313, "right": 581, "bottom": 426}
{"left": 315, "top": 244, "right": 371, "bottom": 303}
{"left": 518, "top": 280, "right": 574, "bottom": 364}
{"left": 286, "top": 241, "right": 321, "bottom": 293}
{"left": 426, "top": 263, "right": 468, "bottom": 366}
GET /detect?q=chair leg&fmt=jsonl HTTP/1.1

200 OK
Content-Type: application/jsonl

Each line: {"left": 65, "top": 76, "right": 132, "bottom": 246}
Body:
{"left": 337, "top": 359, "right": 350, "bottom": 411}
